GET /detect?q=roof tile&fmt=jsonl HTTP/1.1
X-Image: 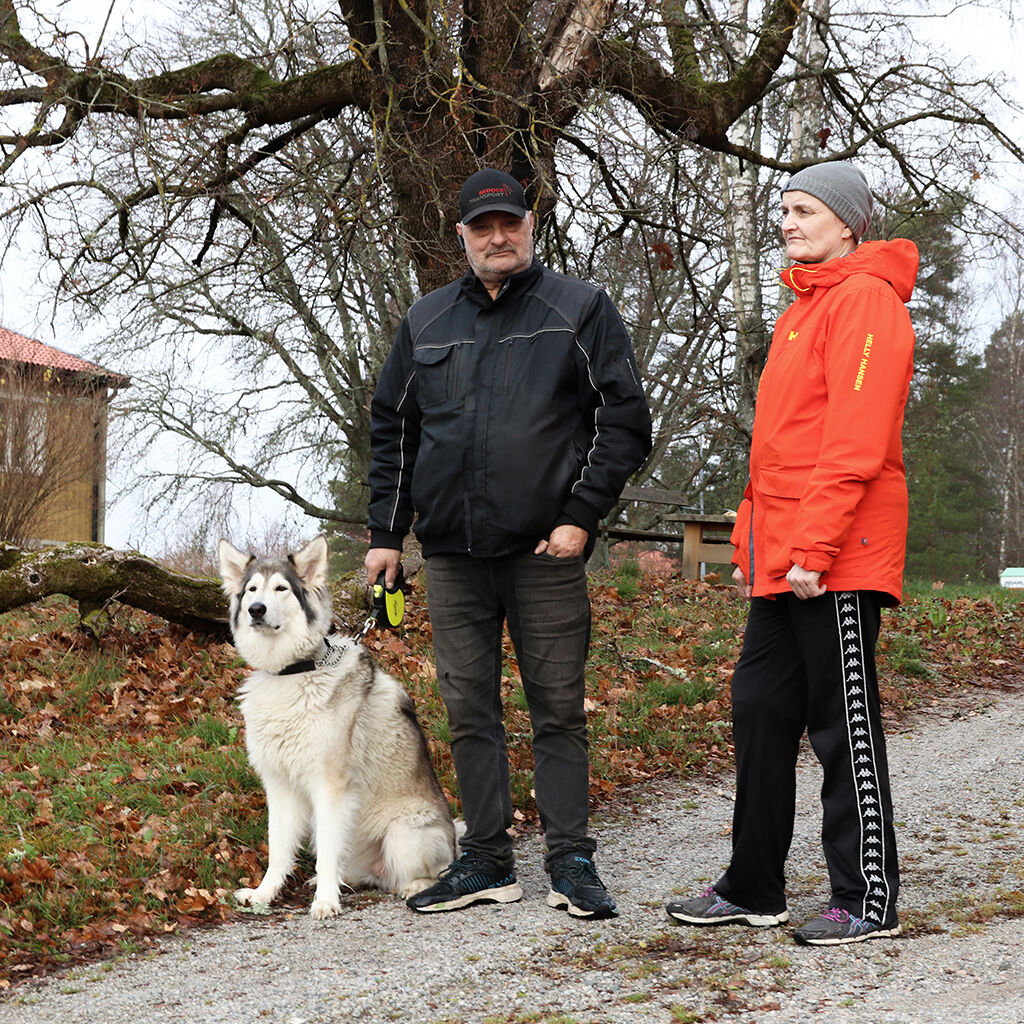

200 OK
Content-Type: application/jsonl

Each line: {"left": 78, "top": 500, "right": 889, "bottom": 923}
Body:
{"left": 0, "top": 326, "right": 128, "bottom": 384}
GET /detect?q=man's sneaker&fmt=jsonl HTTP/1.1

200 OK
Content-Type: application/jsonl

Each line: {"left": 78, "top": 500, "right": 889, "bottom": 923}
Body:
{"left": 793, "top": 907, "right": 901, "bottom": 946}
{"left": 547, "top": 854, "right": 618, "bottom": 918}
{"left": 405, "top": 852, "right": 522, "bottom": 913}
{"left": 665, "top": 885, "right": 789, "bottom": 927}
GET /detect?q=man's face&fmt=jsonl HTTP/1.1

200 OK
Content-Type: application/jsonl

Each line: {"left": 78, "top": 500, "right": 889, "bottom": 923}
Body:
{"left": 457, "top": 210, "right": 534, "bottom": 287}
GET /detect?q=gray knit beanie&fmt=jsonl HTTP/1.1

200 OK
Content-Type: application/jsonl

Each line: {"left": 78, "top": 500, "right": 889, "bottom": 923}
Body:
{"left": 781, "top": 161, "right": 873, "bottom": 242}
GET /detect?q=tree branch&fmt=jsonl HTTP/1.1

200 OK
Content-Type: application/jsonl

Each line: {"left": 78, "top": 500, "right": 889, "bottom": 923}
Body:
{"left": 0, "top": 542, "right": 228, "bottom": 637}
{"left": 598, "top": 0, "right": 803, "bottom": 151}
{"left": 0, "top": 15, "right": 376, "bottom": 164}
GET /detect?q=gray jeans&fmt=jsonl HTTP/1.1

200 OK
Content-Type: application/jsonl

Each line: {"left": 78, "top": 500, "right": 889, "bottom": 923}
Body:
{"left": 424, "top": 551, "right": 595, "bottom": 870}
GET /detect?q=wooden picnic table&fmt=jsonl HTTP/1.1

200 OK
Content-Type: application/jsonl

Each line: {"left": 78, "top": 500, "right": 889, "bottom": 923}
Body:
{"left": 660, "top": 513, "right": 735, "bottom": 579}
{"left": 600, "top": 486, "right": 736, "bottom": 579}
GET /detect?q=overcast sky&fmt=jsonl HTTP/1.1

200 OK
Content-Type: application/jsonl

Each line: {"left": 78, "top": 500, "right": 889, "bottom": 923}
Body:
{"left": 1, "top": 1, "right": 1022, "bottom": 552}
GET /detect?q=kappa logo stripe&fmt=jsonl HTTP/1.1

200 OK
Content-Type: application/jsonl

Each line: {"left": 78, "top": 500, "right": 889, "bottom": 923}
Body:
{"left": 834, "top": 592, "right": 894, "bottom": 926}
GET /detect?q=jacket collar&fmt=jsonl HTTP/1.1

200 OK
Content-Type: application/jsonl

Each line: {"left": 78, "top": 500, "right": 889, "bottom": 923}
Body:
{"left": 462, "top": 259, "right": 543, "bottom": 306}
{"left": 779, "top": 239, "right": 919, "bottom": 303}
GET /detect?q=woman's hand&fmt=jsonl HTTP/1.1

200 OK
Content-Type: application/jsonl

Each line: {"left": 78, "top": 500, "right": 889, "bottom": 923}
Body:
{"left": 732, "top": 565, "right": 753, "bottom": 600}
{"left": 787, "top": 563, "right": 826, "bottom": 600}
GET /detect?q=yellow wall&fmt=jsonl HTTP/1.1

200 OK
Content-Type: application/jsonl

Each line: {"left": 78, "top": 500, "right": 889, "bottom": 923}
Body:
{"left": 1, "top": 384, "right": 109, "bottom": 545}
{"left": 31, "top": 476, "right": 96, "bottom": 543}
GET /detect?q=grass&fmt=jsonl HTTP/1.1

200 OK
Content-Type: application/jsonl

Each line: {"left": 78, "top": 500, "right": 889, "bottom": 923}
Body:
{"left": 669, "top": 1009, "right": 704, "bottom": 1023}
{"left": 881, "top": 632, "right": 933, "bottom": 680}
{"left": 901, "top": 884, "right": 1024, "bottom": 938}
{"left": 615, "top": 558, "right": 642, "bottom": 600}
{"left": 0, "top": 604, "right": 264, "bottom": 984}
{"left": 1, "top": 575, "right": 1022, "bottom": 987}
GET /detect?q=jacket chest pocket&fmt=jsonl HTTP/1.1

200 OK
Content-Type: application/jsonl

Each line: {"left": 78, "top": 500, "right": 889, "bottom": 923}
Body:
{"left": 413, "top": 340, "right": 470, "bottom": 407}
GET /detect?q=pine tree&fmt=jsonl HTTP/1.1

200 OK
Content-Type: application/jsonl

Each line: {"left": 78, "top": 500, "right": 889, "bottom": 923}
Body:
{"left": 984, "top": 312, "right": 1024, "bottom": 570}
{"left": 881, "top": 196, "right": 998, "bottom": 581}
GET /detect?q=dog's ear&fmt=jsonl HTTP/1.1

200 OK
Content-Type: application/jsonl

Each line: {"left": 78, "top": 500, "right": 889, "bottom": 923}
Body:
{"left": 290, "top": 535, "right": 330, "bottom": 591}
{"left": 218, "top": 539, "right": 253, "bottom": 595}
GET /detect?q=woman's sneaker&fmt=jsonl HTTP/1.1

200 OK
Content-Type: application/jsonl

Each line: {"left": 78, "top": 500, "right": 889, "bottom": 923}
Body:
{"left": 793, "top": 907, "right": 901, "bottom": 945}
{"left": 666, "top": 885, "right": 789, "bottom": 927}
{"left": 406, "top": 852, "right": 522, "bottom": 912}
{"left": 547, "top": 854, "right": 618, "bottom": 918}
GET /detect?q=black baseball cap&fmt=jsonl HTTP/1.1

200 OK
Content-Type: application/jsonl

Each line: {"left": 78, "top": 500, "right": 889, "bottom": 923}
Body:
{"left": 458, "top": 169, "right": 527, "bottom": 223}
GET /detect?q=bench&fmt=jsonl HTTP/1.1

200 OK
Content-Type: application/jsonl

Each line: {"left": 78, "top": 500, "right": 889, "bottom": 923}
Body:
{"left": 599, "top": 486, "right": 736, "bottom": 579}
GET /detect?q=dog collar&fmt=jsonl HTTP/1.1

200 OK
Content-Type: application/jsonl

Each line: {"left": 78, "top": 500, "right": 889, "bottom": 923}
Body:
{"left": 277, "top": 658, "right": 315, "bottom": 675}
{"left": 276, "top": 637, "right": 349, "bottom": 676}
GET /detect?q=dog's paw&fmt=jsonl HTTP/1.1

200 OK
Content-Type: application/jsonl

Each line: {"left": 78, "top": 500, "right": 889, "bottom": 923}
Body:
{"left": 234, "top": 887, "right": 274, "bottom": 913}
{"left": 309, "top": 897, "right": 341, "bottom": 920}
{"left": 399, "top": 878, "right": 438, "bottom": 899}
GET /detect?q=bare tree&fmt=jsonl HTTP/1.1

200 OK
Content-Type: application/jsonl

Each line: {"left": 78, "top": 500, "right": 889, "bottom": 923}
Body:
{"left": 0, "top": 0, "right": 808, "bottom": 289}
{"left": 715, "top": 0, "right": 777, "bottom": 439}
{"left": 2, "top": 0, "right": 1022, "bottom": 535}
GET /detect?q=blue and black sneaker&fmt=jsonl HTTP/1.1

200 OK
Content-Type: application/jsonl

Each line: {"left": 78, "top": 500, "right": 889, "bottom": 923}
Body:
{"left": 547, "top": 854, "right": 618, "bottom": 918}
{"left": 406, "top": 852, "right": 522, "bottom": 913}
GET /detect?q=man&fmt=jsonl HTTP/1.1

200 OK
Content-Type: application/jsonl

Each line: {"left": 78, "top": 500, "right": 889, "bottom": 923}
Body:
{"left": 665, "top": 162, "right": 916, "bottom": 945}
{"left": 365, "top": 168, "right": 652, "bottom": 918}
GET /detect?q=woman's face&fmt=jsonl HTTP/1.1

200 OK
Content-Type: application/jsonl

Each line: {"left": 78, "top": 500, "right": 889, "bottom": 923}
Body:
{"left": 780, "top": 190, "right": 856, "bottom": 264}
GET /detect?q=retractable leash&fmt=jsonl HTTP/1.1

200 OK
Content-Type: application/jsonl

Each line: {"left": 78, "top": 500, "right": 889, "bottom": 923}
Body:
{"left": 355, "top": 564, "right": 406, "bottom": 642}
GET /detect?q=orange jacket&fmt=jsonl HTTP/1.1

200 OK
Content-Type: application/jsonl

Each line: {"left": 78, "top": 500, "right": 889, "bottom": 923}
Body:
{"left": 731, "top": 239, "right": 919, "bottom": 602}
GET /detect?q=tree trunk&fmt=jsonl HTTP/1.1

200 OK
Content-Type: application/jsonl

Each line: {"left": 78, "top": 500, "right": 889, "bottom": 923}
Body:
{"left": 790, "top": 0, "right": 831, "bottom": 162}
{"left": 0, "top": 544, "right": 229, "bottom": 638}
{"left": 718, "top": 0, "right": 770, "bottom": 439}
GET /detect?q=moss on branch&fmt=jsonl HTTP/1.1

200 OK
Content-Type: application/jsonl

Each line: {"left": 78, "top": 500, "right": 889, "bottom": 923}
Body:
{"left": 0, "top": 543, "right": 229, "bottom": 638}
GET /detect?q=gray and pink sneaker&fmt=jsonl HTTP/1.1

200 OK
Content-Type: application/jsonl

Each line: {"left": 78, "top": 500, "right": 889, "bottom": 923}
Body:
{"left": 794, "top": 906, "right": 901, "bottom": 945}
{"left": 666, "top": 885, "right": 789, "bottom": 927}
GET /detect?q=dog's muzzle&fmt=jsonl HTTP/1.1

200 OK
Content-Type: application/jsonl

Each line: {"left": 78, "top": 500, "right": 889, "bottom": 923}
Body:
{"left": 248, "top": 602, "right": 267, "bottom": 623}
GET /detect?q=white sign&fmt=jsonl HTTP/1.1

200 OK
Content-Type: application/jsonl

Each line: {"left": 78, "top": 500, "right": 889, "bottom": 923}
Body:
{"left": 999, "top": 568, "right": 1024, "bottom": 589}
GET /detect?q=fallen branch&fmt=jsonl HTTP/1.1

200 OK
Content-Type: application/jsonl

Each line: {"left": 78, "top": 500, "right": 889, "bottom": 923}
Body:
{"left": 0, "top": 543, "right": 228, "bottom": 638}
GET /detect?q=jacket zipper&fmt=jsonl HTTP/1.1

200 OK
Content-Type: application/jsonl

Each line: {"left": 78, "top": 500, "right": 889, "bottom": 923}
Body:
{"left": 747, "top": 502, "right": 755, "bottom": 586}
{"left": 447, "top": 341, "right": 463, "bottom": 400}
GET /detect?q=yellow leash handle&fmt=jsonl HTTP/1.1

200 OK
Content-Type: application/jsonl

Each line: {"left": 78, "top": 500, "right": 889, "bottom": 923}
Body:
{"left": 372, "top": 565, "right": 405, "bottom": 630}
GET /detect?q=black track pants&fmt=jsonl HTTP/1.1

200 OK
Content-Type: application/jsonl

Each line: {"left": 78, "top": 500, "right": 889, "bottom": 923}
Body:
{"left": 715, "top": 590, "right": 899, "bottom": 927}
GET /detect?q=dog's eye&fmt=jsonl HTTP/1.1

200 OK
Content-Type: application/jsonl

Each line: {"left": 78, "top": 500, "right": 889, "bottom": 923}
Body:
{"left": 275, "top": 584, "right": 289, "bottom": 592}
{"left": 247, "top": 584, "right": 257, "bottom": 592}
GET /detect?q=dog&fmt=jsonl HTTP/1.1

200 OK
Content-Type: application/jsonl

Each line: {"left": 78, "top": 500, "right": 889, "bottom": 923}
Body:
{"left": 218, "top": 535, "right": 456, "bottom": 919}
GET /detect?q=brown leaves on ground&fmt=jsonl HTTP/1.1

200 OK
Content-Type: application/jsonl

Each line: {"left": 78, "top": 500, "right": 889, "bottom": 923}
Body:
{"left": 1, "top": 577, "right": 1022, "bottom": 988}
{"left": 0, "top": 602, "right": 255, "bottom": 986}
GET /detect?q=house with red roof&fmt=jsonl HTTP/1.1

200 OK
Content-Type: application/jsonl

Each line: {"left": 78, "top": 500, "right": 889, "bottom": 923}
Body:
{"left": 0, "top": 326, "right": 128, "bottom": 545}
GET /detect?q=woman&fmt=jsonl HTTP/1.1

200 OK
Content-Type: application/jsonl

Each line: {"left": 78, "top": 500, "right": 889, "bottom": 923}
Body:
{"left": 666, "top": 161, "right": 918, "bottom": 946}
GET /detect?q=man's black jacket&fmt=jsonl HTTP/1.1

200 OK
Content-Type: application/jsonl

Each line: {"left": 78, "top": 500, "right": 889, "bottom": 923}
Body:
{"left": 368, "top": 260, "right": 652, "bottom": 558}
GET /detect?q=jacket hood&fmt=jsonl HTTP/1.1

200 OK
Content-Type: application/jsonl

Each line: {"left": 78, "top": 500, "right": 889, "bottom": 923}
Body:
{"left": 780, "top": 238, "right": 919, "bottom": 303}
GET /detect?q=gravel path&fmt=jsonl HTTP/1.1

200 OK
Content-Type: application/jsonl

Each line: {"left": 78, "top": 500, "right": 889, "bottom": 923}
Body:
{"left": 2, "top": 685, "right": 1022, "bottom": 1024}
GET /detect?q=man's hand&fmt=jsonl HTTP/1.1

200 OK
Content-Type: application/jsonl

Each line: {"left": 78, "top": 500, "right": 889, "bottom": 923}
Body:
{"left": 534, "top": 524, "right": 588, "bottom": 558}
{"left": 365, "top": 547, "right": 402, "bottom": 587}
{"left": 732, "top": 565, "right": 753, "bottom": 600}
{"left": 787, "top": 563, "right": 826, "bottom": 600}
